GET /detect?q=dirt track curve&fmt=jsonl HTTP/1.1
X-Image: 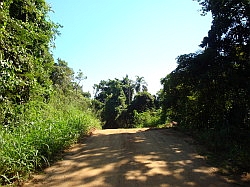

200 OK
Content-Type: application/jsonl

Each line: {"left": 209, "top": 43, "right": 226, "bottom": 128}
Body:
{"left": 24, "top": 128, "right": 239, "bottom": 187}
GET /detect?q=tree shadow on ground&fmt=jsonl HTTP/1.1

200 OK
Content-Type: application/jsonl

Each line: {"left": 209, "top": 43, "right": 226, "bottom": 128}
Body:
{"left": 25, "top": 128, "right": 241, "bottom": 187}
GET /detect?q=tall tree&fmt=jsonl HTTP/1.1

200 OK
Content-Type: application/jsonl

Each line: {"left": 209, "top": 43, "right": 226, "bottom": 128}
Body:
{"left": 0, "top": 0, "right": 59, "bottom": 125}
{"left": 0, "top": 0, "right": 60, "bottom": 102}
{"left": 129, "top": 91, "right": 155, "bottom": 113}
{"left": 94, "top": 75, "right": 157, "bottom": 128}
{"left": 50, "top": 59, "right": 74, "bottom": 92}
{"left": 74, "top": 69, "right": 87, "bottom": 94}
{"left": 135, "top": 76, "right": 148, "bottom": 93}
{"left": 198, "top": 0, "right": 249, "bottom": 59}
{"left": 160, "top": 0, "right": 250, "bottom": 150}
{"left": 94, "top": 79, "right": 127, "bottom": 128}
{"left": 197, "top": 0, "right": 250, "bottom": 128}
{"left": 121, "top": 75, "right": 134, "bottom": 105}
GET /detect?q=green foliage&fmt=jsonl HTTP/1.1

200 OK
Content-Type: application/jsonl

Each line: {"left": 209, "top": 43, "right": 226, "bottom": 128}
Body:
{"left": 94, "top": 76, "right": 158, "bottom": 128}
{"left": 161, "top": 0, "right": 250, "bottom": 173}
{"left": 94, "top": 77, "right": 130, "bottom": 128}
{"left": 135, "top": 76, "right": 148, "bottom": 93}
{"left": 0, "top": 1, "right": 100, "bottom": 184}
{"left": 50, "top": 58, "right": 74, "bottom": 92}
{"left": 101, "top": 79, "right": 127, "bottom": 128}
{"left": 129, "top": 91, "right": 155, "bottom": 113}
{"left": 133, "top": 109, "right": 162, "bottom": 128}
{"left": 0, "top": 56, "right": 99, "bottom": 184}
{"left": 0, "top": 91, "right": 101, "bottom": 185}
{"left": 197, "top": 0, "right": 249, "bottom": 58}
{"left": 50, "top": 59, "right": 89, "bottom": 99}
{"left": 128, "top": 92, "right": 162, "bottom": 128}
{"left": 74, "top": 69, "right": 87, "bottom": 94}
{"left": 121, "top": 75, "right": 134, "bottom": 105}
{"left": 0, "top": 0, "right": 60, "bottom": 126}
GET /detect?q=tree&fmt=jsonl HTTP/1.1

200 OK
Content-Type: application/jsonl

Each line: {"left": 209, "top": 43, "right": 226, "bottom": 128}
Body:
{"left": 94, "top": 75, "right": 158, "bottom": 128}
{"left": 0, "top": 0, "right": 60, "bottom": 102}
{"left": 135, "top": 76, "right": 148, "bottom": 93}
{"left": 101, "top": 80, "right": 127, "bottom": 128}
{"left": 198, "top": 0, "right": 249, "bottom": 59}
{"left": 50, "top": 59, "right": 74, "bottom": 92}
{"left": 0, "top": 0, "right": 60, "bottom": 126}
{"left": 129, "top": 91, "right": 155, "bottom": 113}
{"left": 94, "top": 76, "right": 135, "bottom": 105}
{"left": 74, "top": 69, "right": 87, "bottom": 94}
{"left": 160, "top": 1, "right": 250, "bottom": 164}
{"left": 121, "top": 75, "right": 135, "bottom": 105}
{"left": 197, "top": 0, "right": 250, "bottom": 129}
{"left": 93, "top": 80, "right": 109, "bottom": 103}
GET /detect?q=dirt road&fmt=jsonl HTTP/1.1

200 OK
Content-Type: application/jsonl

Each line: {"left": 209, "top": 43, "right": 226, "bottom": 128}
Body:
{"left": 24, "top": 128, "right": 238, "bottom": 187}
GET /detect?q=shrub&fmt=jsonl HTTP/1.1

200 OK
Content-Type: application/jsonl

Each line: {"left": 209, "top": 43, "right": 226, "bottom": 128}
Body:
{"left": 133, "top": 109, "right": 162, "bottom": 128}
{"left": 0, "top": 92, "right": 101, "bottom": 185}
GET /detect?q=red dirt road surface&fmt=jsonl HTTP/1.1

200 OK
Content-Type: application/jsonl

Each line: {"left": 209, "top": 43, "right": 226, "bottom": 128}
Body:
{"left": 24, "top": 128, "right": 240, "bottom": 187}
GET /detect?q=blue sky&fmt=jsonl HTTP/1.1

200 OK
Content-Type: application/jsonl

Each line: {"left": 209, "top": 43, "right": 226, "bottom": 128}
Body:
{"left": 47, "top": 0, "right": 212, "bottom": 95}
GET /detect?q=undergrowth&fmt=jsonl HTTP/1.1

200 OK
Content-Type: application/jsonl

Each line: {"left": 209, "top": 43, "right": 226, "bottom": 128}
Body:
{"left": 133, "top": 109, "right": 163, "bottom": 128}
{"left": 0, "top": 91, "right": 101, "bottom": 185}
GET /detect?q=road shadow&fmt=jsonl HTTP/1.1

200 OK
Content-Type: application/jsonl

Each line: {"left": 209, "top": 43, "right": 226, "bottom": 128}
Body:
{"left": 25, "top": 128, "right": 241, "bottom": 187}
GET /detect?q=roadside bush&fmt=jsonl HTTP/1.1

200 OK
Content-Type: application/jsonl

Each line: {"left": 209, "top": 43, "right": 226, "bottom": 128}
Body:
{"left": 0, "top": 92, "right": 101, "bottom": 185}
{"left": 133, "top": 109, "right": 162, "bottom": 128}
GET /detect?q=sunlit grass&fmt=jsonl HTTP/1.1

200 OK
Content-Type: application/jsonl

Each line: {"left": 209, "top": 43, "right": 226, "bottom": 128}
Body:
{"left": 0, "top": 93, "right": 101, "bottom": 185}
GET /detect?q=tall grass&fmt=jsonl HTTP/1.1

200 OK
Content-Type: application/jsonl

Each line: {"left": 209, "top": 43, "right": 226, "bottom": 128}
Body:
{"left": 0, "top": 91, "right": 101, "bottom": 185}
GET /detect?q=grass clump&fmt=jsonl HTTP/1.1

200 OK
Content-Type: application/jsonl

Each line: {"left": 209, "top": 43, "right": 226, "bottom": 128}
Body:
{"left": 0, "top": 92, "right": 101, "bottom": 185}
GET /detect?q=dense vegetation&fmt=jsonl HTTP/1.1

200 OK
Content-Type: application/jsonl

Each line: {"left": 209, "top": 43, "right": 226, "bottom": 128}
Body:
{"left": 160, "top": 0, "right": 250, "bottom": 173}
{"left": 0, "top": 0, "right": 101, "bottom": 185}
{"left": 0, "top": 0, "right": 249, "bottom": 185}
{"left": 93, "top": 75, "right": 161, "bottom": 129}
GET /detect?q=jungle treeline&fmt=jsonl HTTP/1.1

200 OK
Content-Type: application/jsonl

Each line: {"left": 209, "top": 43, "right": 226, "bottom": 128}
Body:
{"left": 93, "top": 75, "right": 161, "bottom": 129}
{"left": 0, "top": 0, "right": 101, "bottom": 185}
{"left": 160, "top": 0, "right": 250, "bottom": 173}
{"left": 0, "top": 0, "right": 249, "bottom": 185}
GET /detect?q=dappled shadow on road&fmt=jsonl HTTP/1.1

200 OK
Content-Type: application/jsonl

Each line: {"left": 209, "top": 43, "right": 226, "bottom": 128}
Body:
{"left": 26, "top": 128, "right": 237, "bottom": 187}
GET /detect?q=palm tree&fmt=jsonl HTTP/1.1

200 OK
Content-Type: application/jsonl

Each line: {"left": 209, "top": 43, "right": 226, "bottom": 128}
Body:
{"left": 135, "top": 76, "right": 148, "bottom": 93}
{"left": 121, "top": 75, "right": 134, "bottom": 105}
